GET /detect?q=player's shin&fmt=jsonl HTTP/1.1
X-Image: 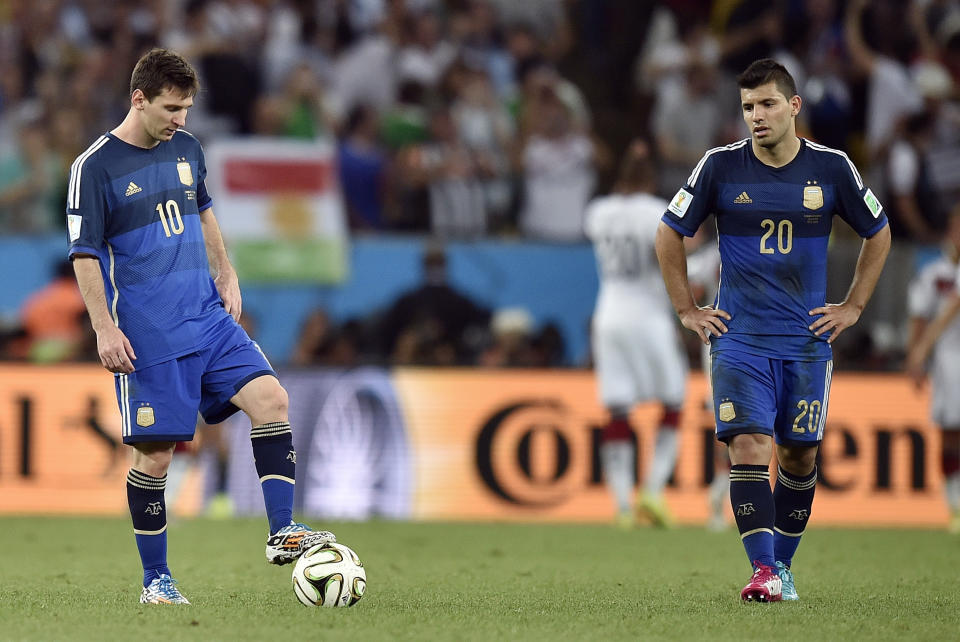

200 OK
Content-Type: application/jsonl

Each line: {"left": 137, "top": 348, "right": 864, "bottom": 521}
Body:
{"left": 600, "top": 414, "right": 635, "bottom": 519}
{"left": 127, "top": 469, "right": 171, "bottom": 586}
{"left": 773, "top": 465, "right": 816, "bottom": 566}
{"left": 251, "top": 421, "right": 295, "bottom": 534}
{"left": 730, "top": 464, "right": 776, "bottom": 567}
{"left": 645, "top": 410, "right": 681, "bottom": 497}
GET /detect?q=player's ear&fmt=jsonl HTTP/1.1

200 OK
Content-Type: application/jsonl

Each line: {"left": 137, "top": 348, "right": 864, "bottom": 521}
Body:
{"left": 790, "top": 94, "right": 802, "bottom": 117}
{"left": 131, "top": 89, "right": 147, "bottom": 110}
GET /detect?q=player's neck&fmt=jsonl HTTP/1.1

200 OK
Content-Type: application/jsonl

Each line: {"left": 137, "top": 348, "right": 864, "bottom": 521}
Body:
{"left": 751, "top": 135, "right": 801, "bottom": 168}
{"left": 112, "top": 109, "right": 161, "bottom": 149}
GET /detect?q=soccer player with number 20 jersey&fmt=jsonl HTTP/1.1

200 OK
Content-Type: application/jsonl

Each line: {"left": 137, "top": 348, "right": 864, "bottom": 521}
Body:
{"left": 67, "top": 49, "right": 335, "bottom": 604}
{"left": 656, "top": 59, "right": 891, "bottom": 602}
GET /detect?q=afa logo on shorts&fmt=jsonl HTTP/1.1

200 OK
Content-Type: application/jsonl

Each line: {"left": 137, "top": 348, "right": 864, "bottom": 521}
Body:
{"left": 719, "top": 401, "right": 736, "bottom": 422}
{"left": 136, "top": 405, "right": 156, "bottom": 427}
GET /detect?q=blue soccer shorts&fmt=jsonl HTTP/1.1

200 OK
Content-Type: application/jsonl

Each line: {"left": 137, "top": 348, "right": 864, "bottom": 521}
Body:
{"left": 115, "top": 319, "right": 275, "bottom": 444}
{"left": 710, "top": 348, "right": 833, "bottom": 446}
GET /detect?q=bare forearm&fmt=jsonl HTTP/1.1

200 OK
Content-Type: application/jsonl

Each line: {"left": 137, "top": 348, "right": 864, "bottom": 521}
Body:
{"left": 199, "top": 207, "right": 234, "bottom": 278}
{"left": 843, "top": 225, "right": 891, "bottom": 311}
{"left": 72, "top": 256, "right": 114, "bottom": 333}
{"left": 655, "top": 222, "right": 697, "bottom": 316}
{"left": 915, "top": 296, "right": 960, "bottom": 361}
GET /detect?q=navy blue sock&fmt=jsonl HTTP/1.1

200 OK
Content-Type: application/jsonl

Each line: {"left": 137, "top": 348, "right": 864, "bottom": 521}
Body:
{"left": 127, "top": 469, "right": 170, "bottom": 587}
{"left": 730, "top": 464, "right": 775, "bottom": 568}
{"left": 774, "top": 465, "right": 817, "bottom": 567}
{"left": 251, "top": 422, "right": 295, "bottom": 534}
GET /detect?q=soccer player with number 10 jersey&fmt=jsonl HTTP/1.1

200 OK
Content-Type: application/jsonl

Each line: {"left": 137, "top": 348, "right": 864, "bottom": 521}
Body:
{"left": 67, "top": 48, "right": 336, "bottom": 604}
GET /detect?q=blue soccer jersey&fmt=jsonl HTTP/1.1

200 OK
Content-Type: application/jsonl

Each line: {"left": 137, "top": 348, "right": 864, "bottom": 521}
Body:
{"left": 661, "top": 138, "right": 888, "bottom": 360}
{"left": 67, "top": 130, "right": 229, "bottom": 367}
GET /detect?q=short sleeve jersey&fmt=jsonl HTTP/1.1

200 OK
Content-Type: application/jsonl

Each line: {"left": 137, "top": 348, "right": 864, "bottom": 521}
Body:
{"left": 661, "top": 138, "right": 888, "bottom": 360}
{"left": 907, "top": 256, "right": 960, "bottom": 360}
{"left": 66, "top": 130, "right": 228, "bottom": 368}
{"left": 585, "top": 192, "right": 673, "bottom": 318}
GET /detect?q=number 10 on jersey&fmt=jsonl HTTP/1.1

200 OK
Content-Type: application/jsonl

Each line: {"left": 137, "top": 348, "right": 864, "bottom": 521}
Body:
{"left": 156, "top": 200, "right": 184, "bottom": 237}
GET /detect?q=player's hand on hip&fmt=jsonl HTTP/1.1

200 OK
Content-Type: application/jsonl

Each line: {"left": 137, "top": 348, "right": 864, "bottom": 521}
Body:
{"left": 679, "top": 305, "right": 731, "bottom": 345}
{"left": 808, "top": 302, "right": 860, "bottom": 343}
{"left": 96, "top": 325, "right": 137, "bottom": 373}
{"left": 215, "top": 269, "right": 242, "bottom": 321}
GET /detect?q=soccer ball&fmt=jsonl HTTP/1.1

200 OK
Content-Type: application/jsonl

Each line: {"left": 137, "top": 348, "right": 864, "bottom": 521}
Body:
{"left": 292, "top": 542, "right": 366, "bottom": 607}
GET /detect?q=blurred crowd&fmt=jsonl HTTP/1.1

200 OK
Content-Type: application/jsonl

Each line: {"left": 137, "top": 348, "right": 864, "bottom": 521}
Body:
{"left": 2, "top": 0, "right": 960, "bottom": 368}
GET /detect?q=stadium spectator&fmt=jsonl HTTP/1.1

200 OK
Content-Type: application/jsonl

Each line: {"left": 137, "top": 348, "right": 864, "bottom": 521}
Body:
{"left": 518, "top": 80, "right": 597, "bottom": 241}
{"left": 450, "top": 64, "right": 516, "bottom": 232}
{"left": 0, "top": 119, "right": 64, "bottom": 234}
{"left": 477, "top": 306, "right": 537, "bottom": 367}
{"left": 290, "top": 308, "right": 363, "bottom": 367}
{"left": 377, "top": 244, "right": 491, "bottom": 365}
{"left": 650, "top": 59, "right": 725, "bottom": 200}
{"left": 338, "top": 104, "right": 390, "bottom": 230}
{"left": 884, "top": 111, "right": 946, "bottom": 243}
{"left": 395, "top": 105, "right": 488, "bottom": 239}
{"left": 16, "top": 259, "right": 88, "bottom": 363}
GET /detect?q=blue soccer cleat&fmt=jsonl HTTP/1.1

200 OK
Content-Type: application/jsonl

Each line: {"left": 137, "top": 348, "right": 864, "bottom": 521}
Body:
{"left": 139, "top": 574, "right": 190, "bottom": 604}
{"left": 265, "top": 521, "right": 337, "bottom": 565}
{"left": 776, "top": 561, "right": 799, "bottom": 601}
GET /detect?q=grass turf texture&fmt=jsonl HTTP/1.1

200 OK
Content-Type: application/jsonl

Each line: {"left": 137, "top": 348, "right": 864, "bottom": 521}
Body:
{"left": 1, "top": 517, "right": 958, "bottom": 641}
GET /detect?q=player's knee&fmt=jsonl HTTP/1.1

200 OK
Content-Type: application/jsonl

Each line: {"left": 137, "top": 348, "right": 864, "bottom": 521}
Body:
{"left": 132, "top": 442, "right": 175, "bottom": 477}
{"left": 661, "top": 407, "right": 682, "bottom": 429}
{"left": 778, "top": 444, "right": 818, "bottom": 476}
{"left": 259, "top": 383, "right": 289, "bottom": 418}
{"left": 727, "top": 433, "right": 772, "bottom": 465}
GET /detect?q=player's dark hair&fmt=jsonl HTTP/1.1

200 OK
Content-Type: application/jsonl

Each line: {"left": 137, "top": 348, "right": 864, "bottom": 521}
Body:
{"left": 614, "top": 139, "right": 656, "bottom": 194}
{"left": 130, "top": 48, "right": 199, "bottom": 101}
{"left": 736, "top": 58, "right": 797, "bottom": 100}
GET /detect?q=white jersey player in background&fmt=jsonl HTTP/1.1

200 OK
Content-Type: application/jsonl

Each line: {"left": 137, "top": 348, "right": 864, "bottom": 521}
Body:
{"left": 905, "top": 207, "right": 960, "bottom": 534}
{"left": 585, "top": 140, "right": 688, "bottom": 528}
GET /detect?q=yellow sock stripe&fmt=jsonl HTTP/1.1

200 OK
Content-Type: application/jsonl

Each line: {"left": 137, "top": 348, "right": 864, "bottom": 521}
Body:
{"left": 739, "top": 527, "right": 774, "bottom": 540}
{"left": 127, "top": 470, "right": 167, "bottom": 490}
{"left": 251, "top": 421, "right": 291, "bottom": 438}
{"left": 133, "top": 525, "right": 167, "bottom": 536}
{"left": 730, "top": 472, "right": 770, "bottom": 479}
{"left": 774, "top": 526, "right": 805, "bottom": 538}
{"left": 259, "top": 474, "right": 295, "bottom": 485}
{"left": 777, "top": 467, "right": 817, "bottom": 491}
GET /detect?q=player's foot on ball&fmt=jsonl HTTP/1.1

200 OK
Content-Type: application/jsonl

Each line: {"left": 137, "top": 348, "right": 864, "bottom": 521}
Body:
{"left": 740, "top": 561, "right": 782, "bottom": 603}
{"left": 139, "top": 574, "right": 190, "bottom": 604}
{"left": 636, "top": 492, "right": 674, "bottom": 528}
{"left": 775, "top": 561, "right": 799, "bottom": 601}
{"left": 266, "top": 521, "right": 337, "bottom": 565}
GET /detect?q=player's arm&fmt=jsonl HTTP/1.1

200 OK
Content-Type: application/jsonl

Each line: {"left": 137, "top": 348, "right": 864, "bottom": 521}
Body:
{"left": 655, "top": 221, "right": 730, "bottom": 345}
{"left": 809, "top": 224, "right": 891, "bottom": 342}
{"left": 906, "top": 294, "right": 960, "bottom": 383}
{"left": 198, "top": 206, "right": 241, "bottom": 321}
{"left": 72, "top": 254, "right": 137, "bottom": 373}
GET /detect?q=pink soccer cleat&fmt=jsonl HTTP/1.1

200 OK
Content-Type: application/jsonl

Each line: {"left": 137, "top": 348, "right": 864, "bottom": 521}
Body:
{"left": 740, "top": 561, "right": 783, "bottom": 603}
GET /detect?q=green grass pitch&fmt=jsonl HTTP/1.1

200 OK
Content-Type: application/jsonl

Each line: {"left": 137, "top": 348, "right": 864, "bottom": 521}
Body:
{"left": 1, "top": 516, "right": 958, "bottom": 641}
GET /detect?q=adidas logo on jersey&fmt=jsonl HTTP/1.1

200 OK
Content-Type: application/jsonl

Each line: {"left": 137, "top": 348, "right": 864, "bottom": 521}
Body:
{"left": 125, "top": 182, "right": 142, "bottom": 196}
{"left": 733, "top": 191, "right": 752, "bottom": 204}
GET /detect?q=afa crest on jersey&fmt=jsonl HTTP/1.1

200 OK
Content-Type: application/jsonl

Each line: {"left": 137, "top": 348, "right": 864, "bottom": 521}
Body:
{"left": 136, "top": 405, "right": 155, "bottom": 427}
{"left": 719, "top": 401, "right": 736, "bottom": 422}
{"left": 803, "top": 185, "right": 823, "bottom": 210}
{"left": 177, "top": 161, "right": 193, "bottom": 186}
